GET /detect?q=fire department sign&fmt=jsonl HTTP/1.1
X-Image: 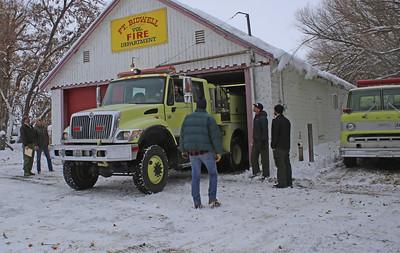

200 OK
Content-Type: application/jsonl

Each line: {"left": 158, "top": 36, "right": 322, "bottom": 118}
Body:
{"left": 111, "top": 8, "right": 168, "bottom": 52}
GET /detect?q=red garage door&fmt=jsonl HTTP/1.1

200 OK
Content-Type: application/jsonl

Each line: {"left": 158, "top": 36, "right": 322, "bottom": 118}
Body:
{"left": 63, "top": 85, "right": 108, "bottom": 128}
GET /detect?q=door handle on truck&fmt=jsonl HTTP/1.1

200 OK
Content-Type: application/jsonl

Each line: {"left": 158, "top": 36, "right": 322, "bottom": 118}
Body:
{"left": 172, "top": 107, "right": 176, "bottom": 112}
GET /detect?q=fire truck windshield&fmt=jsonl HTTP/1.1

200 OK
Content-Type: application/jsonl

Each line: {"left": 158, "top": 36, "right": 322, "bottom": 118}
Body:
{"left": 102, "top": 77, "right": 166, "bottom": 105}
{"left": 348, "top": 87, "right": 400, "bottom": 112}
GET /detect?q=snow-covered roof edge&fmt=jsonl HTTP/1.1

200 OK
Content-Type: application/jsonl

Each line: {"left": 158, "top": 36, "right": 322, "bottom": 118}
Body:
{"left": 170, "top": 0, "right": 355, "bottom": 90}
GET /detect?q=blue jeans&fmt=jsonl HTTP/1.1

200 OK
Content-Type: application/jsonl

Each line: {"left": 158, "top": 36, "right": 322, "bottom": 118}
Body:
{"left": 189, "top": 152, "right": 218, "bottom": 205}
{"left": 36, "top": 146, "right": 53, "bottom": 172}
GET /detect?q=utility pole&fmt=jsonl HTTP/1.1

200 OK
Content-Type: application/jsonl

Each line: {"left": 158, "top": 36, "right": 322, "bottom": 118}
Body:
{"left": 232, "top": 12, "right": 252, "bottom": 36}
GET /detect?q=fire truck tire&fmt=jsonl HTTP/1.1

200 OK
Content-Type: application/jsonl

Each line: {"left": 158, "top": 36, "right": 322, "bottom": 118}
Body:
{"left": 63, "top": 162, "right": 99, "bottom": 190}
{"left": 218, "top": 135, "right": 248, "bottom": 171}
{"left": 133, "top": 145, "right": 169, "bottom": 194}
{"left": 343, "top": 157, "right": 357, "bottom": 167}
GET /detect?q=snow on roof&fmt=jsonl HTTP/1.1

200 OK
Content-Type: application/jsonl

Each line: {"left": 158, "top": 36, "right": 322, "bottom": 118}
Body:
{"left": 170, "top": 0, "right": 355, "bottom": 90}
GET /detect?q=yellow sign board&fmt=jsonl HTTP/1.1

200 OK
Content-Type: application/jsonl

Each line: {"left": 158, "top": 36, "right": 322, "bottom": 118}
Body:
{"left": 111, "top": 8, "right": 168, "bottom": 52}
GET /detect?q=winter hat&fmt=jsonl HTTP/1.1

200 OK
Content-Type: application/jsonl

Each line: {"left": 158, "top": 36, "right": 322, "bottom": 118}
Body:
{"left": 197, "top": 98, "right": 207, "bottom": 109}
{"left": 253, "top": 103, "right": 263, "bottom": 111}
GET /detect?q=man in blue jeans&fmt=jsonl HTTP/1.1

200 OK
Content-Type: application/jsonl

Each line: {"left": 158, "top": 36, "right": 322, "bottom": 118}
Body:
{"left": 180, "top": 98, "right": 223, "bottom": 209}
{"left": 34, "top": 119, "right": 53, "bottom": 174}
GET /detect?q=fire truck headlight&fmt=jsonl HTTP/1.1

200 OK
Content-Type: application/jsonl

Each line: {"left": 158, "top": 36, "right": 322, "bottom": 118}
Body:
{"left": 116, "top": 129, "right": 143, "bottom": 141}
{"left": 116, "top": 131, "right": 131, "bottom": 140}
{"left": 348, "top": 137, "right": 355, "bottom": 142}
{"left": 346, "top": 123, "right": 356, "bottom": 131}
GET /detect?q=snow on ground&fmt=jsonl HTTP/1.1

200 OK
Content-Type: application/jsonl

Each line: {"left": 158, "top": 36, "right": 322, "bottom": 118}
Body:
{"left": 0, "top": 143, "right": 399, "bottom": 253}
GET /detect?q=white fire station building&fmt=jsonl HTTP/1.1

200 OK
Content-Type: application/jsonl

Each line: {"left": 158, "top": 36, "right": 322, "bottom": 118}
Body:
{"left": 40, "top": 0, "right": 354, "bottom": 159}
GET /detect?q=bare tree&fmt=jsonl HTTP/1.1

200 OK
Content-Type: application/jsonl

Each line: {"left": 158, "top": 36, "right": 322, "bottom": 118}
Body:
{"left": 22, "top": 0, "right": 105, "bottom": 116}
{"left": 0, "top": 0, "right": 105, "bottom": 137}
{"left": 296, "top": 0, "right": 400, "bottom": 83}
{"left": 0, "top": 0, "right": 27, "bottom": 136}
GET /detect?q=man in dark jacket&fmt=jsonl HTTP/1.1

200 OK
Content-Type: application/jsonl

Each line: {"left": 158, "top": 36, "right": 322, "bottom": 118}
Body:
{"left": 250, "top": 103, "right": 270, "bottom": 179}
{"left": 34, "top": 119, "right": 53, "bottom": 174}
{"left": 180, "top": 98, "right": 223, "bottom": 209}
{"left": 271, "top": 104, "right": 292, "bottom": 188}
{"left": 20, "top": 115, "right": 35, "bottom": 176}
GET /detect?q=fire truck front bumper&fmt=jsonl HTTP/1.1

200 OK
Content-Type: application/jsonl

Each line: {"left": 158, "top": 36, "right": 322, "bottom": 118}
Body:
{"left": 340, "top": 147, "right": 400, "bottom": 158}
{"left": 52, "top": 144, "right": 139, "bottom": 162}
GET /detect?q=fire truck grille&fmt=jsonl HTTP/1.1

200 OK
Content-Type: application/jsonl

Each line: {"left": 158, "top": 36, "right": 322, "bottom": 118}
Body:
{"left": 348, "top": 133, "right": 400, "bottom": 142}
{"left": 71, "top": 114, "right": 114, "bottom": 139}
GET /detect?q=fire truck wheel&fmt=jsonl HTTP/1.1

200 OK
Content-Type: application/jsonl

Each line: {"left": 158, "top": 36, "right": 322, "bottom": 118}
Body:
{"left": 63, "top": 162, "right": 99, "bottom": 190}
{"left": 343, "top": 157, "right": 357, "bottom": 167}
{"left": 133, "top": 145, "right": 169, "bottom": 194}
{"left": 229, "top": 135, "right": 249, "bottom": 171}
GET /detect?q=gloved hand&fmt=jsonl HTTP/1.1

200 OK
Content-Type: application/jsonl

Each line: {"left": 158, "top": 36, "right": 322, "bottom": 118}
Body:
{"left": 215, "top": 154, "right": 222, "bottom": 162}
{"left": 182, "top": 152, "right": 188, "bottom": 159}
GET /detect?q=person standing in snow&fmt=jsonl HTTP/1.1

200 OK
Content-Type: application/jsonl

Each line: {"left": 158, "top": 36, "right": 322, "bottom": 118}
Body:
{"left": 34, "top": 119, "right": 53, "bottom": 174}
{"left": 250, "top": 103, "right": 270, "bottom": 180}
{"left": 271, "top": 104, "right": 292, "bottom": 188}
{"left": 179, "top": 98, "right": 223, "bottom": 209}
{"left": 20, "top": 115, "right": 36, "bottom": 177}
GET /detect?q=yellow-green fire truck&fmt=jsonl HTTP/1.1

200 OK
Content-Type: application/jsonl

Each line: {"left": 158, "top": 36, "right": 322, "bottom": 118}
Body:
{"left": 52, "top": 67, "right": 248, "bottom": 193}
{"left": 340, "top": 78, "right": 400, "bottom": 167}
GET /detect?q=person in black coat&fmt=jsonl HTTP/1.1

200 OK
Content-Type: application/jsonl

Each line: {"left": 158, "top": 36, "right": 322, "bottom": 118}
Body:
{"left": 271, "top": 104, "right": 292, "bottom": 188}
{"left": 20, "top": 115, "right": 35, "bottom": 176}
{"left": 250, "top": 103, "right": 270, "bottom": 179}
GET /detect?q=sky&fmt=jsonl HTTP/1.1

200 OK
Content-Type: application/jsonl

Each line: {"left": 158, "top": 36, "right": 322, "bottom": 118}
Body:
{"left": 176, "top": 0, "right": 322, "bottom": 59}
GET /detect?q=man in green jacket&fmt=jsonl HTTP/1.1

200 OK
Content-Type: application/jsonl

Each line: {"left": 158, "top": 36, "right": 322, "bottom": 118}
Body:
{"left": 20, "top": 115, "right": 35, "bottom": 176}
{"left": 180, "top": 98, "right": 223, "bottom": 209}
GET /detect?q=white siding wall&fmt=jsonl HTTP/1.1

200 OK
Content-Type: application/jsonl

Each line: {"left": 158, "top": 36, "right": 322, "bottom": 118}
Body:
{"left": 49, "top": 0, "right": 247, "bottom": 88}
{"left": 252, "top": 64, "right": 274, "bottom": 170}
{"left": 253, "top": 65, "right": 273, "bottom": 113}
{"left": 51, "top": 89, "right": 63, "bottom": 145}
{"left": 269, "top": 63, "right": 348, "bottom": 159}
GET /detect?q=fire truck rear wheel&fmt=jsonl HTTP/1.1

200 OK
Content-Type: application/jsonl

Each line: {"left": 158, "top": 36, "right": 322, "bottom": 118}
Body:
{"left": 133, "top": 145, "right": 169, "bottom": 194}
{"left": 63, "top": 162, "right": 99, "bottom": 190}
{"left": 343, "top": 157, "right": 357, "bottom": 167}
{"left": 218, "top": 135, "right": 248, "bottom": 172}
{"left": 230, "top": 135, "right": 248, "bottom": 171}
